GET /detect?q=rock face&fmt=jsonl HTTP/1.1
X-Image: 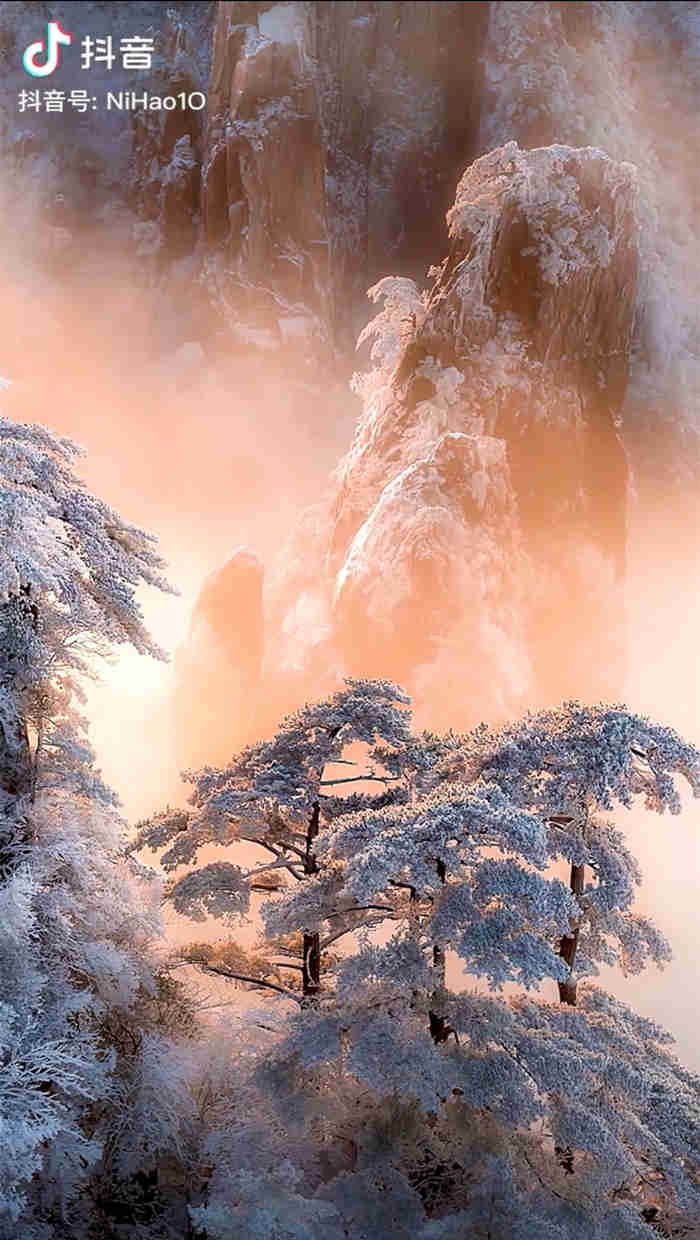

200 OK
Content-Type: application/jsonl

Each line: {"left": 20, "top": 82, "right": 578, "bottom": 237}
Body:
{"left": 332, "top": 430, "right": 525, "bottom": 719}
{"left": 0, "top": 2, "right": 212, "bottom": 219}
{"left": 418, "top": 143, "right": 636, "bottom": 704}
{"left": 185, "top": 142, "right": 639, "bottom": 747}
{"left": 330, "top": 143, "right": 637, "bottom": 720}
{"left": 199, "top": 1, "right": 488, "bottom": 345}
{"left": 4, "top": 2, "right": 698, "bottom": 392}
{"left": 129, "top": 1, "right": 700, "bottom": 390}
{"left": 118, "top": 0, "right": 700, "bottom": 607}
{"left": 476, "top": 2, "right": 700, "bottom": 559}
{"left": 203, "top": 2, "right": 327, "bottom": 317}
{"left": 0, "top": 0, "right": 486, "bottom": 356}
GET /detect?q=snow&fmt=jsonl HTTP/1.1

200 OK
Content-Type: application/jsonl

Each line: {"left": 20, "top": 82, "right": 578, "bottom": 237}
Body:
{"left": 258, "top": 3, "right": 303, "bottom": 47}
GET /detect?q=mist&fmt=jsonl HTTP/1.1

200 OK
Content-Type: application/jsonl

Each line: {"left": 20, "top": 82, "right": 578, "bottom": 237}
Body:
{"left": 1, "top": 1, "right": 699, "bottom": 1077}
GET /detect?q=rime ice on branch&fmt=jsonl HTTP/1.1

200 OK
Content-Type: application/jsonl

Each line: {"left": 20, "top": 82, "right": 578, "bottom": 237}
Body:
{"left": 0, "top": 404, "right": 202, "bottom": 1236}
{"left": 0, "top": 411, "right": 174, "bottom": 867}
{"left": 133, "top": 678, "right": 413, "bottom": 1003}
{"left": 152, "top": 682, "right": 700, "bottom": 1238}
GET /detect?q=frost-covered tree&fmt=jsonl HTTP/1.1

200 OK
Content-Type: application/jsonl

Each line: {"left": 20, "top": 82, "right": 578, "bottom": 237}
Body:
{"left": 0, "top": 412, "right": 172, "bottom": 874}
{"left": 352, "top": 276, "right": 424, "bottom": 383}
{"left": 0, "top": 406, "right": 202, "bottom": 1238}
{"left": 449, "top": 703, "right": 700, "bottom": 1004}
{"left": 282, "top": 701, "right": 700, "bottom": 1025}
{"left": 0, "top": 790, "right": 203, "bottom": 1239}
{"left": 207, "top": 982, "right": 697, "bottom": 1240}
{"left": 133, "top": 679, "right": 413, "bottom": 1004}
{"left": 159, "top": 689, "right": 700, "bottom": 1238}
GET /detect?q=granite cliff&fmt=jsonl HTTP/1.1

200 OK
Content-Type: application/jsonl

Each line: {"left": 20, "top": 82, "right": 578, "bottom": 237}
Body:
{"left": 167, "top": 3, "right": 700, "bottom": 757}
{"left": 207, "top": 141, "right": 638, "bottom": 747}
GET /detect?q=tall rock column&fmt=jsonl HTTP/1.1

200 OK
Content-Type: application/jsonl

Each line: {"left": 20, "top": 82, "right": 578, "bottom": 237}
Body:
{"left": 330, "top": 142, "right": 639, "bottom": 717}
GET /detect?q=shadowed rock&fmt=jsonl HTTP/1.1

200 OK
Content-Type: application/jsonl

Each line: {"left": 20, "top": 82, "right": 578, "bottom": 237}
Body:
{"left": 199, "top": 0, "right": 488, "bottom": 344}
{"left": 173, "top": 548, "right": 264, "bottom": 768}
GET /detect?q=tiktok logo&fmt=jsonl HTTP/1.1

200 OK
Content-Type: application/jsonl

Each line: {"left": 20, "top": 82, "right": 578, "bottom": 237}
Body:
{"left": 22, "top": 21, "right": 73, "bottom": 77}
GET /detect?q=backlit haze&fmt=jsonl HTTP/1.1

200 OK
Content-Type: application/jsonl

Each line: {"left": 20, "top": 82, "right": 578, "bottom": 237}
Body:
{"left": 1, "top": 134, "right": 699, "bottom": 1068}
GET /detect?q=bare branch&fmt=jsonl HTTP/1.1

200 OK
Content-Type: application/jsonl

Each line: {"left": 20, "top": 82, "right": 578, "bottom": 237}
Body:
{"left": 319, "top": 774, "right": 399, "bottom": 786}
{"left": 324, "top": 905, "right": 395, "bottom": 919}
{"left": 198, "top": 963, "right": 301, "bottom": 1003}
{"left": 245, "top": 858, "right": 299, "bottom": 879}
{"left": 237, "top": 836, "right": 285, "bottom": 859}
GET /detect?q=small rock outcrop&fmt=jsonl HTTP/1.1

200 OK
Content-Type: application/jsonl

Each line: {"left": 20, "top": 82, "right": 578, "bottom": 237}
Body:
{"left": 173, "top": 548, "right": 263, "bottom": 768}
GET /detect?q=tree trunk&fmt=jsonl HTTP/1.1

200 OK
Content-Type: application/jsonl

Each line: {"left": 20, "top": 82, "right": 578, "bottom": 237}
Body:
{"left": 0, "top": 588, "right": 39, "bottom": 875}
{"left": 0, "top": 688, "right": 34, "bottom": 878}
{"left": 429, "top": 859, "right": 456, "bottom": 1043}
{"left": 557, "top": 861, "right": 585, "bottom": 1005}
{"left": 429, "top": 942, "right": 451, "bottom": 1043}
{"left": 302, "top": 931, "right": 321, "bottom": 1001}
{"left": 302, "top": 801, "right": 321, "bottom": 1002}
{"left": 0, "top": 695, "right": 32, "bottom": 800}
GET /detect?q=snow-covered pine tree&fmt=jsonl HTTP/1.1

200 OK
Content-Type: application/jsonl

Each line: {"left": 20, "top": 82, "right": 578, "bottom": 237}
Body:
{"left": 133, "top": 679, "right": 414, "bottom": 1005}
{"left": 183, "top": 693, "right": 700, "bottom": 1238}
{"left": 450, "top": 702, "right": 700, "bottom": 1004}
{"left": 0, "top": 411, "right": 172, "bottom": 867}
{"left": 209, "top": 982, "right": 697, "bottom": 1240}
{"left": 282, "top": 700, "right": 700, "bottom": 1028}
{"left": 0, "top": 408, "right": 201, "bottom": 1237}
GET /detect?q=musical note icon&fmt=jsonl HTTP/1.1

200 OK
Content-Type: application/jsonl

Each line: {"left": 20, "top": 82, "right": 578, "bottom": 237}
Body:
{"left": 22, "top": 22, "right": 72, "bottom": 77}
